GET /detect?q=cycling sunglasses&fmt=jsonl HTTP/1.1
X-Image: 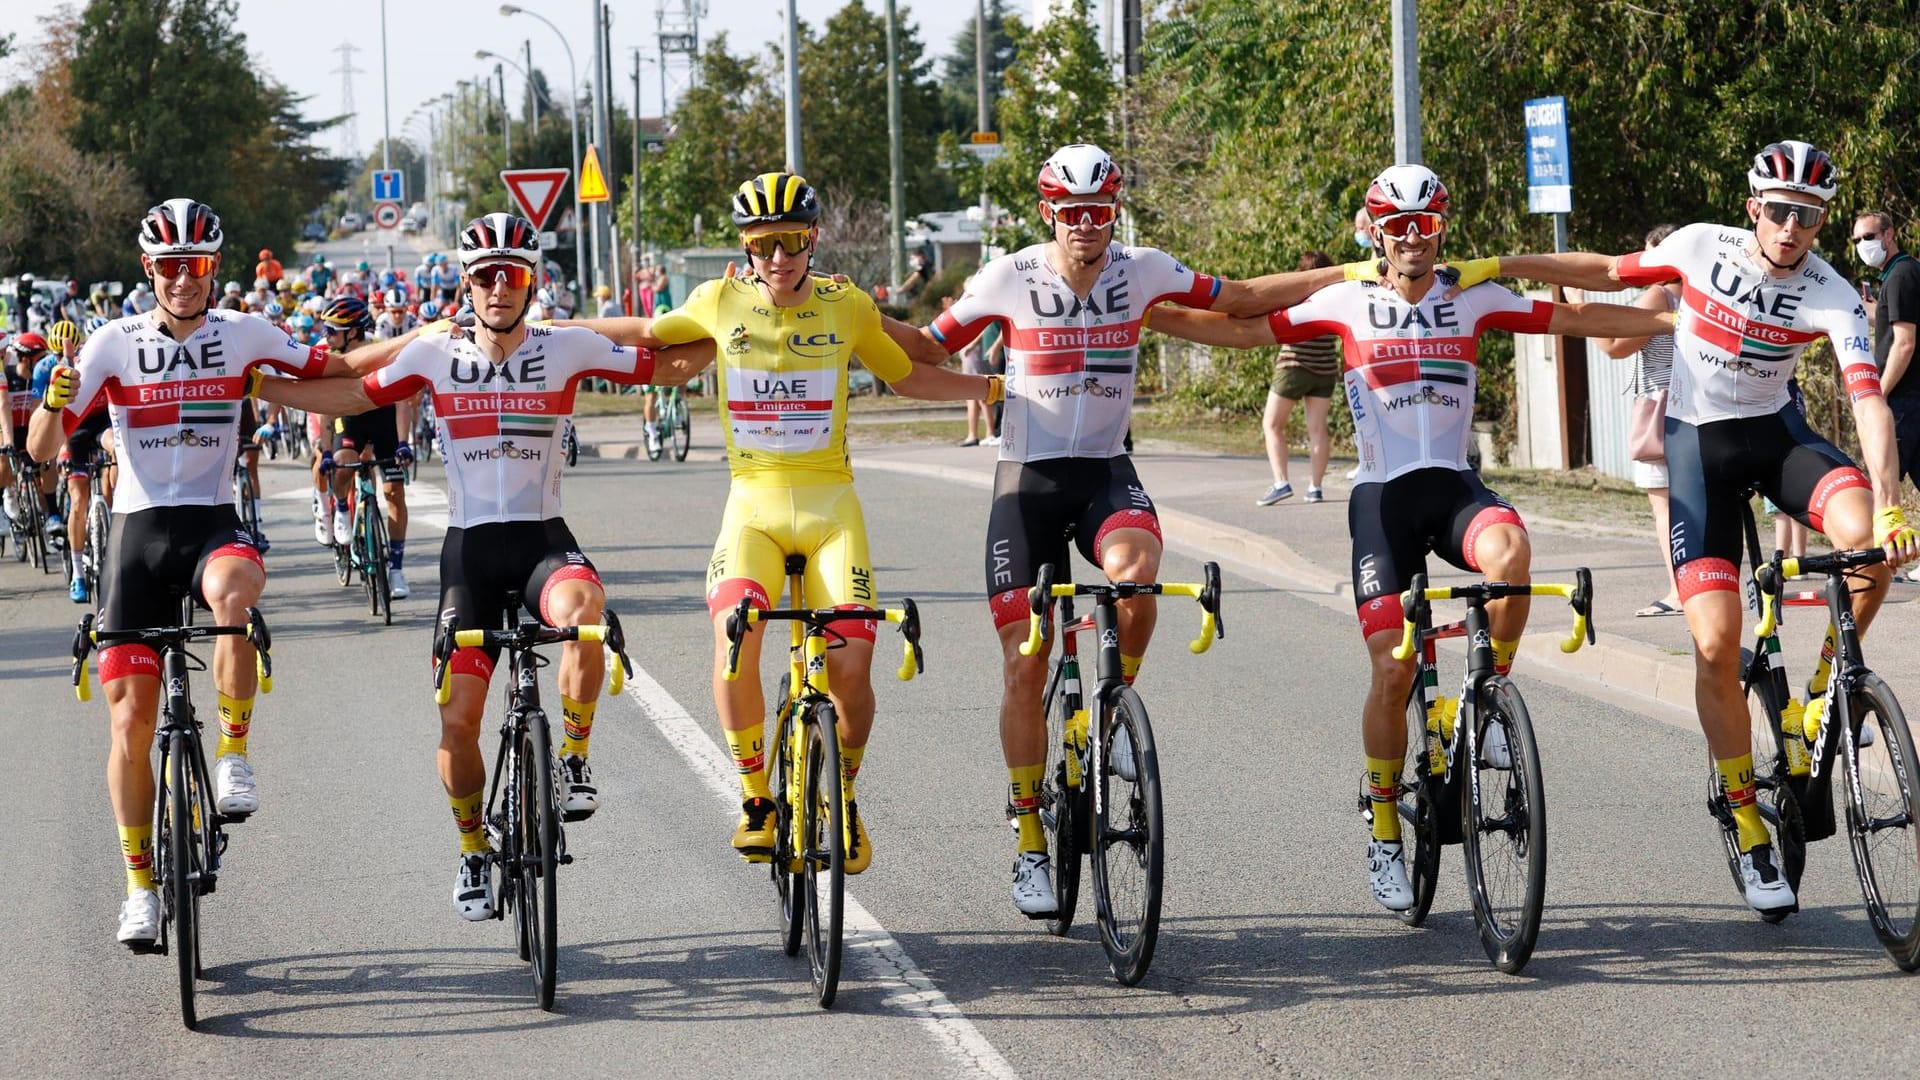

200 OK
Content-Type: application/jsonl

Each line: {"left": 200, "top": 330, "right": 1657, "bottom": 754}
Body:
{"left": 1758, "top": 199, "right": 1827, "bottom": 229}
{"left": 152, "top": 255, "right": 218, "bottom": 279}
{"left": 468, "top": 264, "right": 534, "bottom": 290}
{"left": 1373, "top": 211, "right": 1447, "bottom": 241}
{"left": 1045, "top": 201, "right": 1119, "bottom": 229}
{"left": 741, "top": 230, "right": 813, "bottom": 259}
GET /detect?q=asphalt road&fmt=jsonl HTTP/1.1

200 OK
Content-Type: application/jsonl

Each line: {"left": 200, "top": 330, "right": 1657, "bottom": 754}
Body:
{"left": 2, "top": 446, "right": 1917, "bottom": 1077}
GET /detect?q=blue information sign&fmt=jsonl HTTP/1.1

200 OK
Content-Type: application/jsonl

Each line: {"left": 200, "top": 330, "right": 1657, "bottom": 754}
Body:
{"left": 1524, "top": 96, "right": 1571, "bottom": 215}
{"left": 371, "top": 169, "right": 405, "bottom": 204}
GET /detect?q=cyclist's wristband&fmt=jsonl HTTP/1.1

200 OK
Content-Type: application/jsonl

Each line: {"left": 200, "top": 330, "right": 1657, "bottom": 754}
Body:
{"left": 1874, "top": 506, "right": 1913, "bottom": 548}
{"left": 1448, "top": 257, "right": 1502, "bottom": 289}
{"left": 1342, "top": 259, "right": 1385, "bottom": 283}
{"left": 984, "top": 375, "right": 1005, "bottom": 406}
{"left": 242, "top": 367, "right": 267, "bottom": 399}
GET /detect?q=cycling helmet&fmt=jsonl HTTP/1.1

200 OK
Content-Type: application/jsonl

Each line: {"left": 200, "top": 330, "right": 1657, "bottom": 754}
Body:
{"left": 253, "top": 276, "right": 269, "bottom": 290}
{"left": 83, "top": 316, "right": 109, "bottom": 336}
{"left": 258, "top": 248, "right": 273, "bottom": 261}
{"left": 289, "top": 279, "right": 309, "bottom": 295}
{"left": 137, "top": 198, "right": 224, "bottom": 256}
{"left": 381, "top": 270, "right": 398, "bottom": 288}
{"left": 419, "top": 300, "right": 442, "bottom": 320}
{"left": 356, "top": 259, "right": 371, "bottom": 272}
{"left": 313, "top": 253, "right": 327, "bottom": 265}
{"left": 458, "top": 212, "right": 542, "bottom": 270}
{"left": 730, "top": 172, "right": 820, "bottom": 229}
{"left": 383, "top": 288, "right": 406, "bottom": 308}
{"left": 291, "top": 314, "right": 316, "bottom": 331}
{"left": 264, "top": 301, "right": 284, "bottom": 318}
{"left": 14, "top": 332, "right": 48, "bottom": 355}
{"left": 1748, "top": 140, "right": 1839, "bottom": 201}
{"left": 536, "top": 287, "right": 556, "bottom": 307}
{"left": 1036, "top": 144, "right": 1123, "bottom": 199}
{"left": 48, "top": 321, "right": 80, "bottom": 353}
{"left": 224, "top": 281, "right": 243, "bottom": 295}
{"left": 1364, "top": 164, "right": 1450, "bottom": 219}
{"left": 321, "top": 295, "right": 375, "bottom": 334}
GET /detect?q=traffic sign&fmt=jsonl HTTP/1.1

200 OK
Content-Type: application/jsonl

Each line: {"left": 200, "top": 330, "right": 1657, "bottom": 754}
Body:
{"left": 964, "top": 143, "right": 1004, "bottom": 163}
{"left": 372, "top": 169, "right": 404, "bottom": 203}
{"left": 500, "top": 168, "right": 572, "bottom": 230}
{"left": 579, "top": 144, "right": 611, "bottom": 203}
{"left": 1524, "top": 96, "right": 1572, "bottom": 215}
{"left": 970, "top": 131, "right": 999, "bottom": 144}
{"left": 373, "top": 201, "right": 402, "bottom": 230}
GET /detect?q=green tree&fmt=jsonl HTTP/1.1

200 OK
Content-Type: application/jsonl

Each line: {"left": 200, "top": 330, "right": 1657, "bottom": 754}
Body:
{"left": 636, "top": 33, "right": 783, "bottom": 250}
{"left": 986, "top": 5, "right": 1117, "bottom": 247}
{"left": 938, "top": 1, "right": 1018, "bottom": 136}
{"left": 798, "top": 2, "right": 955, "bottom": 214}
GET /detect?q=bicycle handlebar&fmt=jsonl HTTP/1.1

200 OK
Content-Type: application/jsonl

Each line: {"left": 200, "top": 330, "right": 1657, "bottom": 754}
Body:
{"left": 721, "top": 596, "right": 925, "bottom": 684}
{"left": 1018, "top": 562, "right": 1225, "bottom": 658}
{"left": 1390, "top": 568, "right": 1596, "bottom": 662}
{"left": 1753, "top": 548, "right": 1887, "bottom": 638}
{"left": 70, "top": 607, "right": 274, "bottom": 703}
{"left": 432, "top": 609, "right": 634, "bottom": 705}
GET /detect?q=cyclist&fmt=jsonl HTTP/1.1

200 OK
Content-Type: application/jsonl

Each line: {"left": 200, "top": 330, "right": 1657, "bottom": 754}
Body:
{"left": 2, "top": 332, "right": 51, "bottom": 526}
{"left": 321, "top": 296, "right": 414, "bottom": 598}
{"left": 881, "top": 144, "right": 1375, "bottom": 916}
{"left": 570, "top": 172, "right": 1000, "bottom": 876}
{"left": 309, "top": 253, "right": 334, "bottom": 295}
{"left": 254, "top": 248, "right": 284, "bottom": 289}
{"left": 59, "top": 320, "right": 117, "bottom": 601}
{"left": 1481, "top": 141, "right": 1920, "bottom": 912}
{"left": 251, "top": 213, "right": 698, "bottom": 920}
{"left": 28, "top": 199, "right": 346, "bottom": 946}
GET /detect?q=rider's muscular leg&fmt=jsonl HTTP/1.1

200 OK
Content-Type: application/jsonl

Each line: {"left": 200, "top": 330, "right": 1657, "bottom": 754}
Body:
{"left": 203, "top": 556, "right": 264, "bottom": 757}
{"left": 713, "top": 614, "right": 771, "bottom": 799}
{"left": 382, "top": 478, "right": 408, "bottom": 545}
{"left": 1818, "top": 487, "right": 1893, "bottom": 631}
{"left": 1362, "top": 630, "right": 1418, "bottom": 842}
{"left": 547, "top": 579, "right": 606, "bottom": 758}
{"left": 998, "top": 620, "right": 1051, "bottom": 852}
{"left": 1473, "top": 523, "right": 1533, "bottom": 674}
{"left": 104, "top": 674, "right": 160, "bottom": 893}
{"left": 67, "top": 474, "right": 88, "bottom": 554}
{"left": 1684, "top": 585, "right": 1770, "bottom": 849}
{"left": 1101, "top": 529, "right": 1162, "bottom": 683}
{"left": 438, "top": 674, "right": 491, "bottom": 852}
{"left": 825, "top": 639, "right": 877, "bottom": 801}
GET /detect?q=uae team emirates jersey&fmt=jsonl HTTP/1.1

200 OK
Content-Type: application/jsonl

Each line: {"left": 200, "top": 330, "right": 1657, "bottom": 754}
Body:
{"left": 1616, "top": 222, "right": 1879, "bottom": 423}
{"left": 930, "top": 243, "right": 1220, "bottom": 461}
{"left": 1268, "top": 280, "right": 1554, "bottom": 484}
{"left": 363, "top": 324, "right": 654, "bottom": 527}
{"left": 60, "top": 310, "right": 329, "bottom": 512}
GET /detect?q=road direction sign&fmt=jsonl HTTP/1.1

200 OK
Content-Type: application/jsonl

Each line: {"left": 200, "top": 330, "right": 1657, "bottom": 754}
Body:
{"left": 500, "top": 168, "right": 572, "bottom": 230}
{"left": 579, "top": 145, "right": 611, "bottom": 203}
{"left": 970, "top": 131, "right": 998, "bottom": 144}
{"left": 373, "top": 201, "right": 402, "bottom": 230}
{"left": 1524, "top": 96, "right": 1572, "bottom": 215}
{"left": 372, "top": 169, "right": 404, "bottom": 204}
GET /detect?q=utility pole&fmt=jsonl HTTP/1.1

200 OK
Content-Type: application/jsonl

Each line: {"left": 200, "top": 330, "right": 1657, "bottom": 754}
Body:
{"left": 524, "top": 39, "right": 539, "bottom": 139}
{"left": 496, "top": 62, "right": 511, "bottom": 166}
{"left": 784, "top": 0, "right": 802, "bottom": 174}
{"left": 631, "top": 47, "right": 644, "bottom": 303}
{"left": 590, "top": 0, "right": 611, "bottom": 299}
{"left": 1391, "top": 0, "right": 1423, "bottom": 164}
{"left": 885, "top": 0, "right": 906, "bottom": 291}
{"left": 379, "top": 0, "right": 392, "bottom": 170}
{"left": 599, "top": 2, "right": 620, "bottom": 306}
{"left": 977, "top": 0, "right": 990, "bottom": 262}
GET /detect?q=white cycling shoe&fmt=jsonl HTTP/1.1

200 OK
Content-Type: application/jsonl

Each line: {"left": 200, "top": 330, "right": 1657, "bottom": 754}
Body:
{"left": 558, "top": 755, "right": 598, "bottom": 820}
{"left": 214, "top": 753, "right": 259, "bottom": 816}
{"left": 1011, "top": 851, "right": 1059, "bottom": 919}
{"left": 1740, "top": 844, "right": 1798, "bottom": 912}
{"left": 1367, "top": 839, "right": 1415, "bottom": 911}
{"left": 455, "top": 853, "right": 496, "bottom": 921}
{"left": 388, "top": 566, "right": 410, "bottom": 599}
{"left": 1479, "top": 721, "right": 1513, "bottom": 770}
{"left": 331, "top": 509, "right": 352, "bottom": 546}
{"left": 1109, "top": 723, "right": 1138, "bottom": 783}
{"left": 117, "top": 888, "right": 161, "bottom": 946}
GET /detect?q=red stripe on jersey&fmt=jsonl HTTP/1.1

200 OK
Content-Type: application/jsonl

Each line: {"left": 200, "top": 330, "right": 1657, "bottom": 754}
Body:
{"left": 726, "top": 398, "right": 832, "bottom": 414}
{"left": 434, "top": 390, "right": 568, "bottom": 415}
{"left": 1006, "top": 323, "right": 1142, "bottom": 353}
{"left": 1615, "top": 251, "right": 1680, "bottom": 288}
{"left": 1023, "top": 354, "right": 1086, "bottom": 376}
{"left": 1679, "top": 284, "right": 1822, "bottom": 353}
{"left": 442, "top": 414, "right": 500, "bottom": 439}
{"left": 107, "top": 375, "right": 250, "bottom": 407}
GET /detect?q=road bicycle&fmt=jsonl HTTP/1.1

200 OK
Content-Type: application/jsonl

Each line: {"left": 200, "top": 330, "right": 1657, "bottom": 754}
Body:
{"left": 644, "top": 386, "right": 691, "bottom": 463}
{"left": 70, "top": 605, "right": 274, "bottom": 1029}
{"left": 1386, "top": 569, "right": 1595, "bottom": 974}
{"left": 1723, "top": 511, "right": 1920, "bottom": 968}
{"left": 1022, "top": 560, "right": 1224, "bottom": 986}
{"left": 332, "top": 458, "right": 399, "bottom": 624}
{"left": 720, "top": 554, "right": 924, "bottom": 1008}
{"left": 62, "top": 447, "right": 112, "bottom": 601}
{"left": 231, "top": 457, "right": 263, "bottom": 551}
{"left": 6, "top": 450, "right": 60, "bottom": 575}
{"left": 433, "top": 600, "right": 633, "bottom": 1010}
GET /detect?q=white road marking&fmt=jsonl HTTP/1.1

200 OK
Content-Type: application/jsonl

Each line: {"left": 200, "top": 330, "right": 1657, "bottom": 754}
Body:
{"left": 267, "top": 472, "right": 450, "bottom": 532}
{"left": 618, "top": 662, "right": 1020, "bottom": 1080}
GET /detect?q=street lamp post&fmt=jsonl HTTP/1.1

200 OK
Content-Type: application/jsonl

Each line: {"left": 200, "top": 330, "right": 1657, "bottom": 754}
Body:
{"left": 502, "top": 3, "right": 586, "bottom": 300}
{"left": 474, "top": 52, "right": 512, "bottom": 166}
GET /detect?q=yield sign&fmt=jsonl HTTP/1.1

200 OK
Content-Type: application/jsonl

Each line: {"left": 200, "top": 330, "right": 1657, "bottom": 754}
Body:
{"left": 500, "top": 168, "right": 572, "bottom": 230}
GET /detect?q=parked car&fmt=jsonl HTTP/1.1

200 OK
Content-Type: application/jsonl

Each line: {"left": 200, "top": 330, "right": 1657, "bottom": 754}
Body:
{"left": 399, "top": 214, "right": 422, "bottom": 235}
{"left": 339, "top": 212, "right": 365, "bottom": 232}
{"left": 302, "top": 222, "right": 327, "bottom": 242}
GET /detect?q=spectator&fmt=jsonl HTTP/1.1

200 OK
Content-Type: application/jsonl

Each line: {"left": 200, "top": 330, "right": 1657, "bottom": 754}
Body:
{"left": 1854, "top": 210, "right": 1919, "bottom": 580}
{"left": 1256, "top": 250, "right": 1341, "bottom": 505}
{"left": 254, "top": 248, "right": 284, "bottom": 288}
{"left": 1594, "top": 223, "right": 1684, "bottom": 616}
{"left": 948, "top": 294, "right": 1000, "bottom": 446}
{"left": 595, "top": 284, "right": 621, "bottom": 318}
{"left": 1353, "top": 207, "right": 1375, "bottom": 254}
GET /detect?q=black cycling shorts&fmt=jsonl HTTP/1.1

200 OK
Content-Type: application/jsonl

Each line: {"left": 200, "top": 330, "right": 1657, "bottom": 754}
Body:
{"left": 984, "top": 456, "right": 1162, "bottom": 628}
{"left": 1350, "top": 467, "right": 1524, "bottom": 639}
{"left": 65, "top": 410, "right": 110, "bottom": 466}
{"left": 99, "top": 505, "right": 262, "bottom": 637}
{"left": 437, "top": 518, "right": 601, "bottom": 681}
{"left": 1665, "top": 407, "right": 1866, "bottom": 601}
{"left": 335, "top": 407, "right": 405, "bottom": 481}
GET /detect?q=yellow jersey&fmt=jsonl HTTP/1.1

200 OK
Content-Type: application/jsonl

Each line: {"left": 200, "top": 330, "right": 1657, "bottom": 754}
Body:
{"left": 652, "top": 273, "right": 912, "bottom": 484}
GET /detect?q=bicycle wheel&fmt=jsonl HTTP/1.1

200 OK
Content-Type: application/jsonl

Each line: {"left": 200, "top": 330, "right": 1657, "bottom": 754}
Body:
{"left": 236, "top": 469, "right": 260, "bottom": 544}
{"left": 365, "top": 511, "right": 392, "bottom": 623}
{"left": 166, "top": 731, "right": 201, "bottom": 1029}
{"left": 1090, "top": 687, "right": 1163, "bottom": 986}
{"left": 1840, "top": 673, "right": 1920, "bottom": 970}
{"left": 85, "top": 502, "right": 109, "bottom": 598}
{"left": 670, "top": 397, "right": 691, "bottom": 461}
{"left": 1394, "top": 690, "right": 1443, "bottom": 927}
{"left": 1460, "top": 677, "right": 1546, "bottom": 974}
{"left": 25, "top": 494, "right": 48, "bottom": 573}
{"left": 516, "top": 714, "right": 561, "bottom": 1009}
{"left": 1040, "top": 663, "right": 1084, "bottom": 936}
{"left": 800, "top": 701, "right": 844, "bottom": 1007}
{"left": 769, "top": 676, "right": 805, "bottom": 958}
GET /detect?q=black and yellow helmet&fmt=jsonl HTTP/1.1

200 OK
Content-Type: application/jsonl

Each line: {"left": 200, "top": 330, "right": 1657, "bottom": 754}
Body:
{"left": 731, "top": 172, "right": 820, "bottom": 229}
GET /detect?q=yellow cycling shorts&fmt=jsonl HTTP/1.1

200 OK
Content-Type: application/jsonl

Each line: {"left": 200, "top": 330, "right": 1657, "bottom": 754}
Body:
{"left": 705, "top": 481, "right": 878, "bottom": 641}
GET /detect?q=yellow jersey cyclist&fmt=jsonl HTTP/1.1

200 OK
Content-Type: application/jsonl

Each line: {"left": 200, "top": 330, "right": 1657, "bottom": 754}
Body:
{"left": 1481, "top": 141, "right": 1920, "bottom": 912}
{"left": 567, "top": 171, "right": 999, "bottom": 875}
{"left": 253, "top": 213, "right": 705, "bottom": 920}
{"left": 33, "top": 199, "right": 350, "bottom": 946}
{"left": 1149, "top": 163, "right": 1676, "bottom": 913}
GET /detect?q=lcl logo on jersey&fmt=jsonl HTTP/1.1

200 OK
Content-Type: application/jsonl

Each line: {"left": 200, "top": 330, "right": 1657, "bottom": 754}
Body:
{"left": 786, "top": 332, "right": 845, "bottom": 359}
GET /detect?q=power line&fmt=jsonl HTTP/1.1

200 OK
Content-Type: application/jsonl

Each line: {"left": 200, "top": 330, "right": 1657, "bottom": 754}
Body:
{"left": 332, "top": 42, "right": 364, "bottom": 158}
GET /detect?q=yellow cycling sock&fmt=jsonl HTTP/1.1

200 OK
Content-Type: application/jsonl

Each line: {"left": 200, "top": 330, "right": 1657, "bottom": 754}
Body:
{"left": 1716, "top": 754, "right": 1771, "bottom": 852}
{"left": 215, "top": 692, "right": 253, "bottom": 758}
{"left": 450, "top": 790, "right": 489, "bottom": 854}
{"left": 840, "top": 740, "right": 866, "bottom": 804}
{"left": 1008, "top": 763, "right": 1047, "bottom": 853}
{"left": 726, "top": 723, "right": 771, "bottom": 801}
{"left": 1120, "top": 652, "right": 1144, "bottom": 686}
{"left": 1365, "top": 757, "right": 1402, "bottom": 842}
{"left": 1491, "top": 638, "right": 1520, "bottom": 677}
{"left": 558, "top": 695, "right": 596, "bottom": 758}
{"left": 120, "top": 824, "right": 154, "bottom": 894}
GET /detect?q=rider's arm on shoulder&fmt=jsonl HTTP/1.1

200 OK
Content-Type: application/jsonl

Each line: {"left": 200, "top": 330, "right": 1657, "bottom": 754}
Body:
{"left": 1212, "top": 264, "right": 1346, "bottom": 317}
{"left": 254, "top": 371, "right": 375, "bottom": 416}
{"left": 1143, "top": 305, "right": 1280, "bottom": 349}
{"left": 1548, "top": 297, "right": 1676, "bottom": 341}
{"left": 1498, "top": 251, "right": 1629, "bottom": 291}
{"left": 880, "top": 314, "right": 953, "bottom": 367}
{"left": 337, "top": 324, "right": 424, "bottom": 376}
{"left": 552, "top": 315, "right": 674, "bottom": 348}
{"left": 886, "top": 361, "right": 993, "bottom": 402}
{"left": 1591, "top": 285, "right": 1675, "bottom": 358}
{"left": 647, "top": 339, "right": 718, "bottom": 387}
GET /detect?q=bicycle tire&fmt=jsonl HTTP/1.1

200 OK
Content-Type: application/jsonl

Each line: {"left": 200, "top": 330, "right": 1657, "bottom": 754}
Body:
{"left": 1721, "top": 648, "right": 1806, "bottom": 915}
{"left": 1460, "top": 677, "right": 1546, "bottom": 974}
{"left": 1040, "top": 661, "right": 1084, "bottom": 936}
{"left": 1090, "top": 687, "right": 1163, "bottom": 986}
{"left": 167, "top": 731, "right": 201, "bottom": 1029}
{"left": 801, "top": 701, "right": 844, "bottom": 1007}
{"left": 235, "top": 468, "right": 260, "bottom": 546}
{"left": 1395, "top": 690, "right": 1442, "bottom": 927}
{"left": 86, "top": 500, "right": 109, "bottom": 598}
{"left": 770, "top": 675, "right": 805, "bottom": 958}
{"left": 671, "top": 398, "right": 691, "bottom": 461}
{"left": 366, "top": 510, "right": 392, "bottom": 623}
{"left": 25, "top": 493, "right": 48, "bottom": 573}
{"left": 1840, "top": 672, "right": 1920, "bottom": 970}
{"left": 518, "top": 715, "right": 561, "bottom": 1009}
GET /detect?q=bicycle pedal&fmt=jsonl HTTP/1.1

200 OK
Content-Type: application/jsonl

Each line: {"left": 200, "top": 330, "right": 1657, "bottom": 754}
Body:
{"left": 562, "top": 808, "right": 594, "bottom": 823}
{"left": 218, "top": 810, "right": 252, "bottom": 825}
{"left": 558, "top": 853, "right": 574, "bottom": 866}
{"left": 737, "top": 847, "right": 773, "bottom": 864}
{"left": 126, "top": 940, "right": 164, "bottom": 956}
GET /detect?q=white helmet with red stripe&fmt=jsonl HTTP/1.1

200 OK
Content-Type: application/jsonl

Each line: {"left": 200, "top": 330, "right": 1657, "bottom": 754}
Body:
{"left": 458, "top": 212, "right": 541, "bottom": 271}
{"left": 1037, "top": 144, "right": 1123, "bottom": 199}
{"left": 137, "top": 198, "right": 224, "bottom": 256}
{"left": 1364, "top": 164, "right": 1450, "bottom": 220}
{"left": 1748, "top": 140, "right": 1839, "bottom": 202}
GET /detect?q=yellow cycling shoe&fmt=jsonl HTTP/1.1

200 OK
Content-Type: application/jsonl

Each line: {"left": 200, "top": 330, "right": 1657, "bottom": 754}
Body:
{"left": 843, "top": 800, "right": 872, "bottom": 875}
{"left": 733, "top": 797, "right": 776, "bottom": 863}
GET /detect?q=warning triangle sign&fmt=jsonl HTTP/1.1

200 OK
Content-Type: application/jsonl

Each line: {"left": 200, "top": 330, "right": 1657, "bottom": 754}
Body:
{"left": 579, "top": 144, "right": 611, "bottom": 203}
{"left": 500, "top": 168, "right": 572, "bottom": 230}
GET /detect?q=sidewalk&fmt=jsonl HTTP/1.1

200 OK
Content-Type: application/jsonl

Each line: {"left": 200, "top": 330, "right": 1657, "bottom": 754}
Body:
{"left": 572, "top": 415, "right": 1920, "bottom": 722}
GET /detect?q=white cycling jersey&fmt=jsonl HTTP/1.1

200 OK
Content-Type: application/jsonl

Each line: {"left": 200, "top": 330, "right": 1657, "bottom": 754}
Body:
{"left": 1269, "top": 280, "right": 1554, "bottom": 484}
{"left": 1617, "top": 222, "right": 1879, "bottom": 424}
{"left": 364, "top": 324, "right": 653, "bottom": 527}
{"left": 929, "top": 242, "right": 1220, "bottom": 461}
{"left": 59, "top": 310, "right": 328, "bottom": 512}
